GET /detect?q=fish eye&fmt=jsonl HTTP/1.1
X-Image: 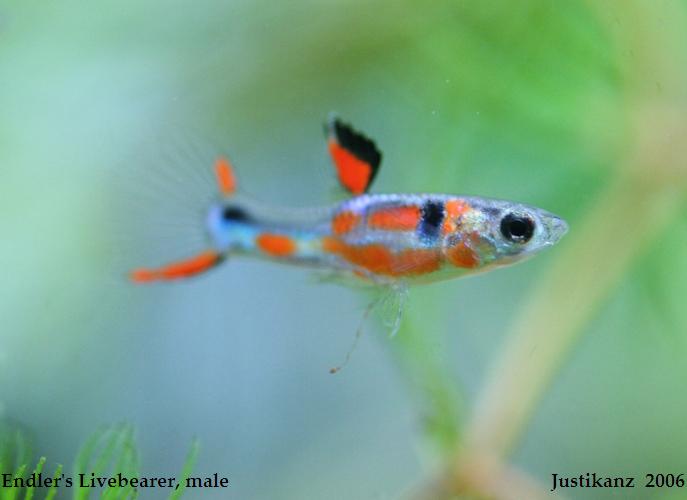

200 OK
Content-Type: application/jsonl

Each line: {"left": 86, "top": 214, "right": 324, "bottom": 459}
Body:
{"left": 500, "top": 213, "right": 535, "bottom": 243}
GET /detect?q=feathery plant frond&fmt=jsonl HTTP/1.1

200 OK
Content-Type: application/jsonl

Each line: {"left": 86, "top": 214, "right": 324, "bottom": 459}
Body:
{"left": 169, "top": 439, "right": 199, "bottom": 500}
{"left": 73, "top": 423, "right": 139, "bottom": 500}
{"left": 0, "top": 421, "right": 198, "bottom": 500}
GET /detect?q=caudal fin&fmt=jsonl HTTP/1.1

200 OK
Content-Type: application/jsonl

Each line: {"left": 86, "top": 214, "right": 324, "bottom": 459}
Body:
{"left": 129, "top": 250, "right": 224, "bottom": 283}
{"left": 129, "top": 155, "right": 236, "bottom": 284}
{"left": 214, "top": 156, "right": 238, "bottom": 196}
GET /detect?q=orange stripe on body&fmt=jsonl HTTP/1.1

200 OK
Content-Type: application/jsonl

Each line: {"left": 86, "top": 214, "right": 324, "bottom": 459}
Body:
{"left": 322, "top": 237, "right": 441, "bottom": 277}
{"left": 331, "top": 211, "right": 361, "bottom": 235}
{"left": 130, "top": 250, "right": 221, "bottom": 282}
{"left": 367, "top": 205, "right": 421, "bottom": 231}
{"left": 392, "top": 248, "right": 442, "bottom": 276}
{"left": 256, "top": 233, "right": 297, "bottom": 257}
{"left": 215, "top": 156, "right": 237, "bottom": 195}
{"left": 445, "top": 241, "right": 479, "bottom": 268}
{"left": 345, "top": 244, "right": 394, "bottom": 275}
{"left": 442, "top": 199, "right": 470, "bottom": 234}
{"left": 328, "top": 141, "right": 372, "bottom": 195}
{"left": 322, "top": 236, "right": 345, "bottom": 254}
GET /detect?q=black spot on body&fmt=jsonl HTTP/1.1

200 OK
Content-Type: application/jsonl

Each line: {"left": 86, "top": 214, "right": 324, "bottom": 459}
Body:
{"left": 222, "top": 205, "right": 251, "bottom": 223}
{"left": 419, "top": 199, "right": 445, "bottom": 241}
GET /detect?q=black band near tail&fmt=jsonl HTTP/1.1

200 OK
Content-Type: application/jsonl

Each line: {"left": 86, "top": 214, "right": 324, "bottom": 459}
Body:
{"left": 222, "top": 205, "right": 252, "bottom": 223}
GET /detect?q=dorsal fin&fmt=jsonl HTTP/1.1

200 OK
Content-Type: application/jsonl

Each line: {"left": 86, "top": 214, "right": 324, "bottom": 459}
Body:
{"left": 325, "top": 115, "right": 382, "bottom": 195}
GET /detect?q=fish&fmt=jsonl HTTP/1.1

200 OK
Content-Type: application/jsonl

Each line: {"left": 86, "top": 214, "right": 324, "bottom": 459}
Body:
{"left": 130, "top": 115, "right": 568, "bottom": 288}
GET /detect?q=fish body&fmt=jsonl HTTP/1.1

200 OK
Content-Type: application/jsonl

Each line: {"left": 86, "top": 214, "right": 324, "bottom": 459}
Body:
{"left": 131, "top": 117, "right": 568, "bottom": 285}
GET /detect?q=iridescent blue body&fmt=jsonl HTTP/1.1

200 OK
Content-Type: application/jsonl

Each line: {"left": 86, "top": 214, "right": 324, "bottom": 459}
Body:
{"left": 204, "top": 192, "right": 568, "bottom": 286}
{"left": 131, "top": 117, "right": 567, "bottom": 286}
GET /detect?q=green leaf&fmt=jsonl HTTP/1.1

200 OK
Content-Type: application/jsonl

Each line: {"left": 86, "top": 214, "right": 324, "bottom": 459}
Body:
{"left": 23, "top": 456, "right": 45, "bottom": 500}
{"left": 169, "top": 439, "right": 200, "bottom": 500}
{"left": 44, "top": 464, "right": 62, "bottom": 500}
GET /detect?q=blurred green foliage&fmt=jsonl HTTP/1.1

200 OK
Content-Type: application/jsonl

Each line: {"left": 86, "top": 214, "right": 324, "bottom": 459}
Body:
{"left": 1, "top": 0, "right": 687, "bottom": 499}
{"left": 0, "top": 423, "right": 197, "bottom": 500}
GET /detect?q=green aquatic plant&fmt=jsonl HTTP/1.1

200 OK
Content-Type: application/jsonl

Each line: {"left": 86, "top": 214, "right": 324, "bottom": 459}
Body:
{"left": 388, "top": 2, "right": 687, "bottom": 498}
{"left": 0, "top": 422, "right": 199, "bottom": 500}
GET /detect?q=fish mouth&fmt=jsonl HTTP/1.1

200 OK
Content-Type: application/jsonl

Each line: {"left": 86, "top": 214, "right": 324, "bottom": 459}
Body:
{"left": 545, "top": 215, "right": 569, "bottom": 245}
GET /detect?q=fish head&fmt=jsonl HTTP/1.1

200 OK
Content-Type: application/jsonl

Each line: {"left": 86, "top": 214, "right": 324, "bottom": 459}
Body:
{"left": 442, "top": 198, "right": 568, "bottom": 270}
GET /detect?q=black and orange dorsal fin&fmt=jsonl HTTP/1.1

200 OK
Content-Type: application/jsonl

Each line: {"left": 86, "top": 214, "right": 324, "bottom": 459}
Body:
{"left": 325, "top": 115, "right": 382, "bottom": 196}
{"left": 215, "top": 156, "right": 237, "bottom": 196}
{"left": 129, "top": 250, "right": 223, "bottom": 283}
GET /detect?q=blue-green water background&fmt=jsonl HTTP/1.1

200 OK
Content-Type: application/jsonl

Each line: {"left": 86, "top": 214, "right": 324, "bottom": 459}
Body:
{"left": 1, "top": 1, "right": 687, "bottom": 499}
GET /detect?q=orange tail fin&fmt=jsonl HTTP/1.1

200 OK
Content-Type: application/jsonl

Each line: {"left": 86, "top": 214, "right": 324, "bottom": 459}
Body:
{"left": 215, "top": 156, "right": 237, "bottom": 196}
{"left": 129, "top": 250, "right": 223, "bottom": 283}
